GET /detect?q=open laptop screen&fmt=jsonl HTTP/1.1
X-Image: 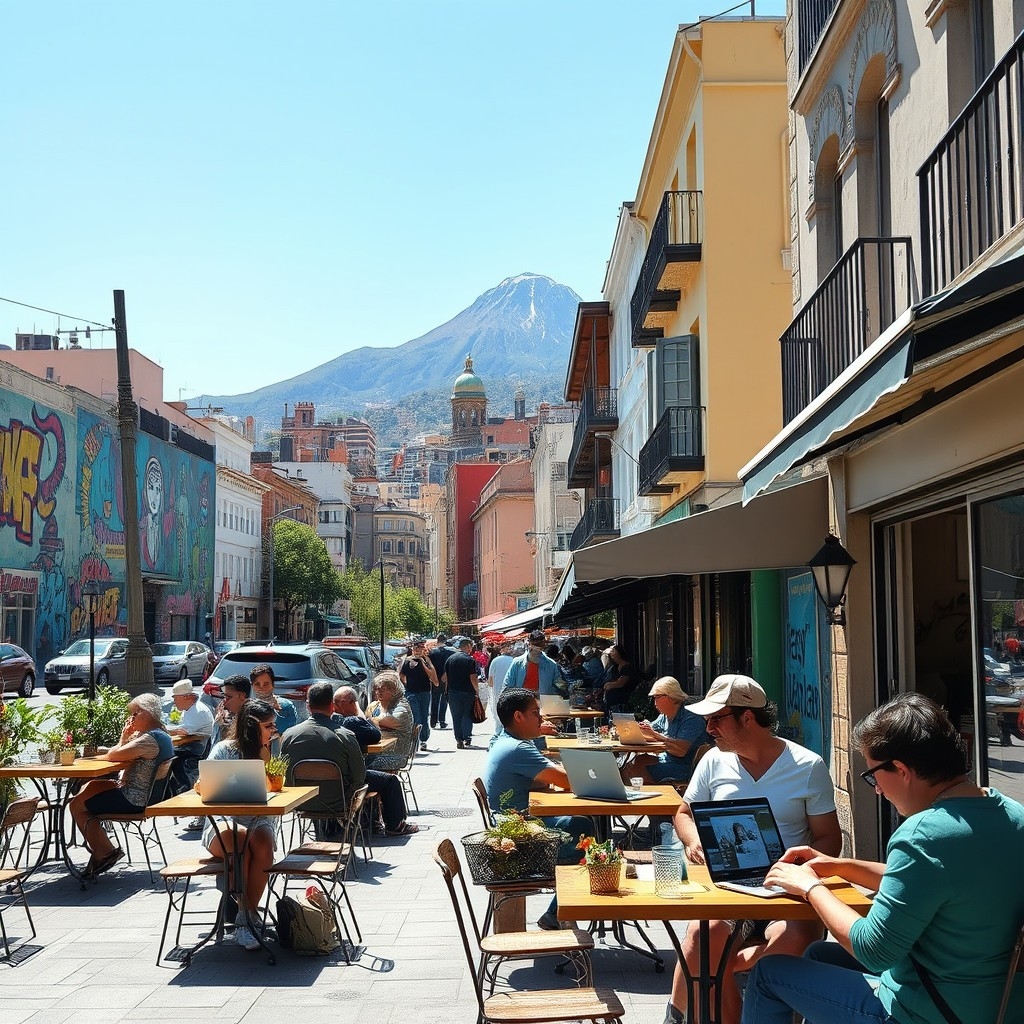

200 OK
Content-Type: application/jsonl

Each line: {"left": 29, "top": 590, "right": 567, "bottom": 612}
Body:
{"left": 688, "top": 798, "right": 784, "bottom": 881}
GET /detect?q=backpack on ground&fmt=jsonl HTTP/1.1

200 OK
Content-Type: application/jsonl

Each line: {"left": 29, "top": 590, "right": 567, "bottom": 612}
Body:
{"left": 276, "top": 892, "right": 341, "bottom": 956}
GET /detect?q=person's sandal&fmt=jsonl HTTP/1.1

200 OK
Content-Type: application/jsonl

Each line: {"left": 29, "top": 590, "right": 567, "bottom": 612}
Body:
{"left": 93, "top": 848, "right": 125, "bottom": 876}
{"left": 384, "top": 822, "right": 420, "bottom": 837}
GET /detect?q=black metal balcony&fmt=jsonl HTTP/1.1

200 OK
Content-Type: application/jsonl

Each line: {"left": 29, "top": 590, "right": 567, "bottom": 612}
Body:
{"left": 919, "top": 29, "right": 1024, "bottom": 296}
{"left": 798, "top": 0, "right": 840, "bottom": 76}
{"left": 570, "top": 497, "right": 620, "bottom": 551}
{"left": 781, "top": 237, "right": 912, "bottom": 424}
{"left": 567, "top": 388, "right": 619, "bottom": 487}
{"left": 638, "top": 406, "right": 705, "bottom": 496}
{"left": 630, "top": 191, "right": 703, "bottom": 346}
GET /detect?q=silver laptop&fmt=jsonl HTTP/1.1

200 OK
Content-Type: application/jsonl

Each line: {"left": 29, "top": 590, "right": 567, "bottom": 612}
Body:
{"left": 559, "top": 747, "right": 657, "bottom": 803}
{"left": 612, "top": 714, "right": 662, "bottom": 745}
{"left": 689, "top": 797, "right": 787, "bottom": 897}
{"left": 539, "top": 694, "right": 572, "bottom": 717}
{"left": 198, "top": 758, "right": 269, "bottom": 805}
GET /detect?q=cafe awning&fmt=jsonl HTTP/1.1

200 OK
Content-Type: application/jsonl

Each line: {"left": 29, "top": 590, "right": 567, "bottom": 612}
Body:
{"left": 552, "top": 476, "right": 828, "bottom": 618}
{"left": 485, "top": 602, "right": 554, "bottom": 634}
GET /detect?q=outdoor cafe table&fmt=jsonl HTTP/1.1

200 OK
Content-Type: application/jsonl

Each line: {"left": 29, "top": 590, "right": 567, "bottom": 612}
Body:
{"left": 0, "top": 758, "right": 120, "bottom": 879}
{"left": 555, "top": 862, "right": 874, "bottom": 1024}
{"left": 530, "top": 785, "right": 682, "bottom": 970}
{"left": 172, "top": 733, "right": 203, "bottom": 747}
{"left": 366, "top": 736, "right": 396, "bottom": 755}
{"left": 145, "top": 784, "right": 318, "bottom": 964}
{"left": 543, "top": 736, "right": 668, "bottom": 755}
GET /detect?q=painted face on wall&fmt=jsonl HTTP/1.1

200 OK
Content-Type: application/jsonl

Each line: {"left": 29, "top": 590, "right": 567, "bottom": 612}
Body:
{"left": 145, "top": 457, "right": 163, "bottom": 516}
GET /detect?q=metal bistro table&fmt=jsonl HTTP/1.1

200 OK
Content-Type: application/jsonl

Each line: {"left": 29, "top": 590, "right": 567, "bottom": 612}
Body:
{"left": 556, "top": 863, "right": 873, "bottom": 1023}
{"left": 145, "top": 784, "right": 318, "bottom": 964}
{"left": 0, "top": 758, "right": 120, "bottom": 879}
{"left": 530, "top": 785, "right": 682, "bottom": 971}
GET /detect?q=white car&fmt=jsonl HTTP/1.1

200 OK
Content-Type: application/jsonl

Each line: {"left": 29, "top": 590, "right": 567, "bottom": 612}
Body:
{"left": 151, "top": 641, "right": 212, "bottom": 685}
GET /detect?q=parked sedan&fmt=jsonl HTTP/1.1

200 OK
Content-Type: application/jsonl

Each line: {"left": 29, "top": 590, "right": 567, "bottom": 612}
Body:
{"left": 0, "top": 642, "right": 36, "bottom": 698}
{"left": 151, "top": 641, "right": 212, "bottom": 684}
{"left": 44, "top": 638, "right": 129, "bottom": 695}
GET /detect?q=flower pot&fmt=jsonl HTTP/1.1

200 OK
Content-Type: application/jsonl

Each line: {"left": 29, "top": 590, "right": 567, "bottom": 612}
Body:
{"left": 461, "top": 830, "right": 561, "bottom": 885}
{"left": 588, "top": 862, "right": 622, "bottom": 895}
{"left": 60, "top": 750, "right": 76, "bottom": 766}
{"left": 82, "top": 744, "right": 98, "bottom": 758}
{"left": 267, "top": 774, "right": 284, "bottom": 793}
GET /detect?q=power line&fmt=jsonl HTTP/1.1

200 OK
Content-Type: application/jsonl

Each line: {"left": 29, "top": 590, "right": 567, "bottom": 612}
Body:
{"left": 680, "top": 0, "right": 762, "bottom": 33}
{"left": 0, "top": 294, "right": 111, "bottom": 330}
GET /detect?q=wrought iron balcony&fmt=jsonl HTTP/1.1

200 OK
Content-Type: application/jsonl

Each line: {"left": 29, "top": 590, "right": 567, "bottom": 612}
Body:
{"left": 919, "top": 28, "right": 1024, "bottom": 296}
{"left": 638, "top": 406, "right": 705, "bottom": 496}
{"left": 567, "top": 388, "right": 619, "bottom": 487}
{"left": 631, "top": 191, "right": 703, "bottom": 346}
{"left": 570, "top": 497, "right": 620, "bottom": 551}
{"left": 781, "top": 237, "right": 912, "bottom": 425}
{"left": 798, "top": 0, "right": 840, "bottom": 76}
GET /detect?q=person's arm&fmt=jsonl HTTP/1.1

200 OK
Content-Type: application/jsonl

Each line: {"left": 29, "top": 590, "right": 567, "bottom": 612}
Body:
{"left": 673, "top": 800, "right": 705, "bottom": 863}
{"left": 104, "top": 731, "right": 160, "bottom": 764}
{"left": 603, "top": 671, "right": 629, "bottom": 692}
{"left": 776, "top": 845, "right": 886, "bottom": 890}
{"left": 807, "top": 810, "right": 843, "bottom": 858}
{"left": 534, "top": 765, "right": 571, "bottom": 791}
{"left": 422, "top": 658, "right": 439, "bottom": 686}
{"left": 469, "top": 667, "right": 480, "bottom": 693}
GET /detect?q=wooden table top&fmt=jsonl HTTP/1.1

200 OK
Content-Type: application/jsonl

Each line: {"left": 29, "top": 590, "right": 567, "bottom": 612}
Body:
{"left": 0, "top": 757, "right": 120, "bottom": 779}
{"left": 366, "top": 736, "right": 397, "bottom": 754}
{"left": 529, "top": 785, "right": 681, "bottom": 818}
{"left": 145, "top": 784, "right": 319, "bottom": 818}
{"left": 555, "top": 863, "right": 873, "bottom": 923}
{"left": 544, "top": 736, "right": 667, "bottom": 754}
{"left": 172, "top": 733, "right": 206, "bottom": 747}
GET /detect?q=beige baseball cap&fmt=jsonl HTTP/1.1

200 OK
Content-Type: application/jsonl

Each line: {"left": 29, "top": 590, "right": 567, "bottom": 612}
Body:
{"left": 171, "top": 679, "right": 197, "bottom": 697}
{"left": 686, "top": 674, "right": 767, "bottom": 715}
{"left": 649, "top": 676, "right": 688, "bottom": 702}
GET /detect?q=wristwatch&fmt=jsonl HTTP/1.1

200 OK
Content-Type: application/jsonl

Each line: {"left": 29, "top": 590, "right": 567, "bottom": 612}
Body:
{"left": 803, "top": 880, "right": 826, "bottom": 900}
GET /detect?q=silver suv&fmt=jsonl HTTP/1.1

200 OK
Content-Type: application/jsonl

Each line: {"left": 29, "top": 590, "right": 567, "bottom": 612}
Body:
{"left": 201, "top": 643, "right": 367, "bottom": 718}
{"left": 44, "top": 638, "right": 129, "bottom": 695}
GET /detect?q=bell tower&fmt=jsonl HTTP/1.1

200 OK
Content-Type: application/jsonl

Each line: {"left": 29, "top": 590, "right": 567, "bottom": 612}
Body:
{"left": 451, "top": 355, "right": 487, "bottom": 446}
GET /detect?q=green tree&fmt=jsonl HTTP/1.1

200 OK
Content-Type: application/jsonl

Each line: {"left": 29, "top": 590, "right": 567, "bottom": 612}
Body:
{"left": 273, "top": 520, "right": 344, "bottom": 636}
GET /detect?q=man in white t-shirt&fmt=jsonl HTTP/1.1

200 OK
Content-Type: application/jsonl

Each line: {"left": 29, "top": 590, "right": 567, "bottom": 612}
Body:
{"left": 666, "top": 675, "right": 842, "bottom": 1024}
{"left": 486, "top": 643, "right": 516, "bottom": 734}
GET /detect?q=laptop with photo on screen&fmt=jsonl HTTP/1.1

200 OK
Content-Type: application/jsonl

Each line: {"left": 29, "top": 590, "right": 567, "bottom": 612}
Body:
{"left": 198, "top": 758, "right": 269, "bottom": 805}
{"left": 559, "top": 747, "right": 657, "bottom": 802}
{"left": 539, "top": 694, "right": 572, "bottom": 717}
{"left": 688, "top": 797, "right": 788, "bottom": 897}
{"left": 612, "top": 714, "right": 662, "bottom": 746}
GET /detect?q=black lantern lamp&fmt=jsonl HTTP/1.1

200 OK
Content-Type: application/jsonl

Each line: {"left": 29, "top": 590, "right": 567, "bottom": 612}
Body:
{"left": 808, "top": 533, "right": 856, "bottom": 626}
{"left": 83, "top": 580, "right": 101, "bottom": 723}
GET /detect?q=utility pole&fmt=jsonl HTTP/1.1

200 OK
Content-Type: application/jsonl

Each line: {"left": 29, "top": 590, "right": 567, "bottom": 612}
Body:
{"left": 113, "top": 290, "right": 154, "bottom": 695}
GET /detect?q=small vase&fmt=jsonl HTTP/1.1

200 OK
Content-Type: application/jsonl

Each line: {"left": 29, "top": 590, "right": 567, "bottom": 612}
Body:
{"left": 588, "top": 862, "right": 622, "bottom": 895}
{"left": 267, "top": 774, "right": 284, "bottom": 792}
{"left": 60, "top": 750, "right": 75, "bottom": 766}
{"left": 39, "top": 750, "right": 56, "bottom": 765}
{"left": 83, "top": 744, "right": 98, "bottom": 758}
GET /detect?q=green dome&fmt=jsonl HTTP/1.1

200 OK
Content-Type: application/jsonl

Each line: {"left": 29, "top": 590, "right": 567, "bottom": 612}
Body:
{"left": 452, "top": 355, "right": 486, "bottom": 397}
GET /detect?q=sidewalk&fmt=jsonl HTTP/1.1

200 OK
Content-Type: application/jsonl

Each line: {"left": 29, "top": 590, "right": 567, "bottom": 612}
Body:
{"left": 1, "top": 726, "right": 674, "bottom": 1023}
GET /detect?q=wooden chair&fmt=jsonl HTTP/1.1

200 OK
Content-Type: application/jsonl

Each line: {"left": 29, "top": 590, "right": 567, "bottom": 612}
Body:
{"left": 996, "top": 920, "right": 1024, "bottom": 1024}
{"left": 472, "top": 776, "right": 494, "bottom": 827}
{"left": 380, "top": 724, "right": 421, "bottom": 813}
{"left": 0, "top": 797, "right": 39, "bottom": 961}
{"left": 0, "top": 794, "right": 39, "bottom": 872}
{"left": 264, "top": 784, "right": 368, "bottom": 962}
{"left": 433, "top": 839, "right": 623, "bottom": 1024}
{"left": 155, "top": 854, "right": 225, "bottom": 966}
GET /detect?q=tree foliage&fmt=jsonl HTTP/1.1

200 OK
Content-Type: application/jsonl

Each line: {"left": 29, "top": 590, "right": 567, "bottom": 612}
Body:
{"left": 273, "top": 520, "right": 344, "bottom": 626}
{"left": 338, "top": 563, "right": 455, "bottom": 641}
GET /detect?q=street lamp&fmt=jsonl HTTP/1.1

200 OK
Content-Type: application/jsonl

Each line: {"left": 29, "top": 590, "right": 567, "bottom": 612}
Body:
{"left": 377, "top": 560, "right": 399, "bottom": 663}
{"left": 82, "top": 581, "right": 100, "bottom": 726}
{"left": 267, "top": 505, "right": 302, "bottom": 639}
{"left": 807, "top": 533, "right": 857, "bottom": 626}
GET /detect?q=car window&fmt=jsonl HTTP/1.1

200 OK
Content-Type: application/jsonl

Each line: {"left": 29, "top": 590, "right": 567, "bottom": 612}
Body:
{"left": 0, "top": 644, "right": 12, "bottom": 658}
{"left": 319, "top": 652, "right": 354, "bottom": 682}
{"left": 212, "top": 652, "right": 312, "bottom": 682}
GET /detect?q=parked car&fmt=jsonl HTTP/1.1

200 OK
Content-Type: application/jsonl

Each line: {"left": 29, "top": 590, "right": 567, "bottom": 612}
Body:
{"left": 334, "top": 644, "right": 384, "bottom": 691}
{"left": 214, "top": 640, "right": 242, "bottom": 657}
{"left": 0, "top": 642, "right": 36, "bottom": 698}
{"left": 151, "top": 641, "right": 212, "bottom": 684}
{"left": 201, "top": 643, "right": 368, "bottom": 717}
{"left": 44, "top": 637, "right": 129, "bottom": 695}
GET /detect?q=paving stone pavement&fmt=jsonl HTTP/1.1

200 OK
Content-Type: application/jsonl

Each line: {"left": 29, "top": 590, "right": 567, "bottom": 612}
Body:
{"left": 1, "top": 728, "right": 676, "bottom": 1022}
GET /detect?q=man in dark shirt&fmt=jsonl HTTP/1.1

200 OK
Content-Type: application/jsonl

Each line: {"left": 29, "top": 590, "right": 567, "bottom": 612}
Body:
{"left": 443, "top": 637, "right": 480, "bottom": 749}
{"left": 332, "top": 686, "right": 381, "bottom": 752}
{"left": 428, "top": 634, "right": 453, "bottom": 730}
{"left": 400, "top": 638, "right": 438, "bottom": 751}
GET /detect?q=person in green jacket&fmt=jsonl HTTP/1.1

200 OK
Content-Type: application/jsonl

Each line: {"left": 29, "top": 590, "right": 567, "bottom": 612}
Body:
{"left": 742, "top": 691, "right": 1024, "bottom": 1024}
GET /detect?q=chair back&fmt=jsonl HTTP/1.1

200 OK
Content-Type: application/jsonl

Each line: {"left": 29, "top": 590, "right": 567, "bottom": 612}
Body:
{"left": 997, "top": 921, "right": 1024, "bottom": 1024}
{"left": 146, "top": 756, "right": 177, "bottom": 807}
{"left": 293, "top": 758, "right": 349, "bottom": 800}
{"left": 0, "top": 795, "right": 40, "bottom": 869}
{"left": 432, "top": 839, "right": 485, "bottom": 1014}
{"left": 691, "top": 743, "right": 713, "bottom": 769}
{"left": 471, "top": 777, "right": 494, "bottom": 828}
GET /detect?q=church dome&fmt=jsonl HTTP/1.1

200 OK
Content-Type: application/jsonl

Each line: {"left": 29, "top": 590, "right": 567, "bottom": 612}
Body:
{"left": 452, "top": 355, "right": 486, "bottom": 398}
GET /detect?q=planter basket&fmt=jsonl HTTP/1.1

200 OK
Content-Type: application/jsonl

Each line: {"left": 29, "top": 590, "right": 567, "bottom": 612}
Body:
{"left": 461, "top": 829, "right": 560, "bottom": 885}
{"left": 588, "top": 862, "right": 622, "bottom": 895}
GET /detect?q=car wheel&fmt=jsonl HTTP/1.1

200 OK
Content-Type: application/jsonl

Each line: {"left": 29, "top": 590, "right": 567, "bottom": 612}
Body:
{"left": 19, "top": 672, "right": 35, "bottom": 698}
{"left": 179, "top": 666, "right": 189, "bottom": 680}
{"left": 96, "top": 668, "right": 109, "bottom": 688}
{"left": 45, "top": 683, "right": 63, "bottom": 695}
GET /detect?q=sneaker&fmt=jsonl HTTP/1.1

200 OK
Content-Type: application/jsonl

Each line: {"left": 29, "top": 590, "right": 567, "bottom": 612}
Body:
{"left": 420, "top": 742, "right": 428, "bottom": 751}
{"left": 183, "top": 817, "right": 205, "bottom": 831}
{"left": 234, "top": 924, "right": 260, "bottom": 951}
{"left": 537, "top": 911, "right": 562, "bottom": 931}
{"left": 436, "top": 722, "right": 449, "bottom": 729}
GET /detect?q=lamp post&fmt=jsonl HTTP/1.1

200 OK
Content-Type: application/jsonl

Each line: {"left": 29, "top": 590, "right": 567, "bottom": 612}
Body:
{"left": 83, "top": 581, "right": 100, "bottom": 727}
{"left": 377, "top": 560, "right": 399, "bottom": 663}
{"left": 266, "top": 505, "right": 302, "bottom": 639}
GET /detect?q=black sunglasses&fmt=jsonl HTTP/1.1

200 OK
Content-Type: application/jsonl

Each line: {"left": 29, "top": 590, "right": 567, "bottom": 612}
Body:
{"left": 860, "top": 760, "right": 896, "bottom": 787}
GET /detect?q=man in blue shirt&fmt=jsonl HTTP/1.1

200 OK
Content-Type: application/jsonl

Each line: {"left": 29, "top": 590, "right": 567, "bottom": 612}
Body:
{"left": 502, "top": 630, "right": 565, "bottom": 696}
{"left": 483, "top": 687, "right": 593, "bottom": 930}
{"left": 627, "top": 676, "right": 710, "bottom": 784}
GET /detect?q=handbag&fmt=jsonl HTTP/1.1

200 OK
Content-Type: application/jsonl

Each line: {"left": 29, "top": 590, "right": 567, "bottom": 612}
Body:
{"left": 911, "top": 957, "right": 962, "bottom": 1024}
{"left": 471, "top": 694, "right": 487, "bottom": 724}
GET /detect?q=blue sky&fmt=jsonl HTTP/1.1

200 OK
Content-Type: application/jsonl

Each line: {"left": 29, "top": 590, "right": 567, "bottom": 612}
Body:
{"left": 1, "top": 1, "right": 784, "bottom": 403}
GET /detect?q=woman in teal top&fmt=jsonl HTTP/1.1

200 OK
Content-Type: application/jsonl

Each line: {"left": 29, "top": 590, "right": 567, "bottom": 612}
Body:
{"left": 742, "top": 692, "right": 1024, "bottom": 1024}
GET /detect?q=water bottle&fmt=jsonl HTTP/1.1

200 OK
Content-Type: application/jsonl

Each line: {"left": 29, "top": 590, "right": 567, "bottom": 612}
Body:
{"left": 575, "top": 718, "right": 583, "bottom": 738}
{"left": 659, "top": 822, "right": 687, "bottom": 881}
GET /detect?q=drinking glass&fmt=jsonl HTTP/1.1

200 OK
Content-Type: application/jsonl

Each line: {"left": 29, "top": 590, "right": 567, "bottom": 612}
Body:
{"left": 652, "top": 845, "right": 685, "bottom": 898}
{"left": 629, "top": 776, "right": 644, "bottom": 795}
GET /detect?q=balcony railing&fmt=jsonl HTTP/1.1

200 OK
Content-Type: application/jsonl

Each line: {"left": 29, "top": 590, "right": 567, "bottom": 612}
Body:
{"left": 570, "top": 497, "right": 620, "bottom": 551}
{"left": 638, "top": 406, "right": 706, "bottom": 496}
{"left": 798, "top": 0, "right": 840, "bottom": 76}
{"left": 567, "top": 388, "right": 619, "bottom": 486}
{"left": 919, "top": 29, "right": 1024, "bottom": 296}
{"left": 781, "top": 237, "right": 912, "bottom": 424}
{"left": 631, "top": 191, "right": 703, "bottom": 346}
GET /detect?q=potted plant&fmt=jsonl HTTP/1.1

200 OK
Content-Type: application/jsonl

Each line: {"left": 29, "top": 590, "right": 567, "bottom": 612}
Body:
{"left": 39, "top": 728, "right": 66, "bottom": 765}
{"left": 577, "top": 834, "right": 624, "bottom": 894}
{"left": 168, "top": 708, "right": 183, "bottom": 726}
{"left": 0, "top": 700, "right": 48, "bottom": 808}
{"left": 265, "top": 753, "right": 289, "bottom": 792}
{"left": 59, "top": 732, "right": 77, "bottom": 766}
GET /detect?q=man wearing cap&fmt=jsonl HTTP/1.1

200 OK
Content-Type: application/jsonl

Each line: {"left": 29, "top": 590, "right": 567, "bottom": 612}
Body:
{"left": 626, "top": 676, "right": 710, "bottom": 785}
{"left": 428, "top": 634, "right": 453, "bottom": 730}
{"left": 502, "top": 630, "right": 564, "bottom": 696}
{"left": 442, "top": 637, "right": 481, "bottom": 749}
{"left": 665, "top": 673, "right": 842, "bottom": 1024}
{"left": 167, "top": 678, "right": 214, "bottom": 794}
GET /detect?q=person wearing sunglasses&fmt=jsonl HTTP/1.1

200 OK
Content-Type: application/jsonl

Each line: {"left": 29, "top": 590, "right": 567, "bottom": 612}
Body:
{"left": 742, "top": 691, "right": 1024, "bottom": 1024}
{"left": 665, "top": 674, "right": 842, "bottom": 1024}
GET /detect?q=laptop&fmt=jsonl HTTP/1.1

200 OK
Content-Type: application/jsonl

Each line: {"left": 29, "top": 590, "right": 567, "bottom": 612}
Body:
{"left": 612, "top": 714, "right": 662, "bottom": 746}
{"left": 559, "top": 747, "right": 658, "bottom": 803}
{"left": 688, "top": 797, "right": 788, "bottom": 897}
{"left": 539, "top": 694, "right": 572, "bottom": 717}
{"left": 198, "top": 758, "right": 269, "bottom": 805}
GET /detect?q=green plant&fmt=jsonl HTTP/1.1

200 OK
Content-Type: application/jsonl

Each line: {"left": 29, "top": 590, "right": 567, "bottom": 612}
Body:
{"left": 41, "top": 729, "right": 66, "bottom": 753}
{"left": 59, "top": 732, "right": 76, "bottom": 753}
{"left": 265, "top": 753, "right": 289, "bottom": 777}
{"left": 168, "top": 708, "right": 183, "bottom": 725}
{"left": 51, "top": 687, "right": 132, "bottom": 748}
{"left": 576, "top": 834, "right": 623, "bottom": 866}
{"left": 0, "top": 700, "right": 49, "bottom": 808}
